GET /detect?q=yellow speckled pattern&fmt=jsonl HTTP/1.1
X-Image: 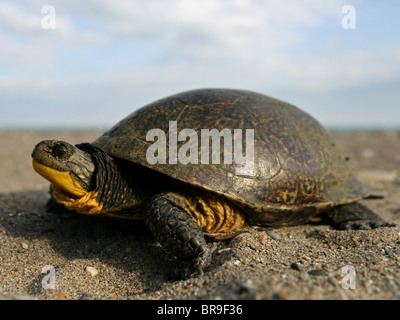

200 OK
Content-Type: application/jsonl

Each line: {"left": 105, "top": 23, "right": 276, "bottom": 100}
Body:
{"left": 167, "top": 191, "right": 246, "bottom": 233}
{"left": 51, "top": 185, "right": 103, "bottom": 215}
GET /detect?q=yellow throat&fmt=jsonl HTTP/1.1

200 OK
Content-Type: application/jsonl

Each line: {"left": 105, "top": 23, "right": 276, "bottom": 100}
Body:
{"left": 32, "top": 159, "right": 103, "bottom": 215}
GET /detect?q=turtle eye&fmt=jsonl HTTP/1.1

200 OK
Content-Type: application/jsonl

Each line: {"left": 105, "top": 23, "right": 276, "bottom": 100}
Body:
{"left": 52, "top": 143, "right": 68, "bottom": 158}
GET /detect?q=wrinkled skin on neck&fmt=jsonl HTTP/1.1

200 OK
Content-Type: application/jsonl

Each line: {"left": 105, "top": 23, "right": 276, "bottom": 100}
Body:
{"left": 76, "top": 143, "right": 149, "bottom": 213}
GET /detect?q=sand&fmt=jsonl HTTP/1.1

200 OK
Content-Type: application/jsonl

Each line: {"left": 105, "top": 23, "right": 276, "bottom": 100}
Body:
{"left": 0, "top": 130, "right": 399, "bottom": 300}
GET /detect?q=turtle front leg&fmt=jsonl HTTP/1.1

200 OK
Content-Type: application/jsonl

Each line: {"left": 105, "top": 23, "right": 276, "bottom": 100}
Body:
{"left": 322, "top": 202, "right": 395, "bottom": 230}
{"left": 145, "top": 192, "right": 212, "bottom": 280}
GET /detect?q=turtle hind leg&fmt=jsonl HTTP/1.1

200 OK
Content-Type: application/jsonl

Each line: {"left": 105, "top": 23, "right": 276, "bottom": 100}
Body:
{"left": 145, "top": 192, "right": 211, "bottom": 280}
{"left": 321, "top": 202, "right": 395, "bottom": 230}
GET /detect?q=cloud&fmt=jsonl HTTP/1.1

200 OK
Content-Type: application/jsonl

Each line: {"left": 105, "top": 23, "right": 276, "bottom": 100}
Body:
{"left": 0, "top": 2, "right": 39, "bottom": 32}
{"left": 2, "top": 0, "right": 398, "bottom": 89}
{"left": 0, "top": 2, "right": 104, "bottom": 67}
{"left": 252, "top": 49, "right": 400, "bottom": 92}
{"left": 0, "top": 0, "right": 399, "bottom": 128}
{"left": 36, "top": 0, "right": 399, "bottom": 93}
{"left": 58, "top": 0, "right": 346, "bottom": 57}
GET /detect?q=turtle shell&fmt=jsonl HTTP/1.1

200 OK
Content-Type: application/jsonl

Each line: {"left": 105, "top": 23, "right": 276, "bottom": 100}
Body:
{"left": 93, "top": 89, "right": 369, "bottom": 213}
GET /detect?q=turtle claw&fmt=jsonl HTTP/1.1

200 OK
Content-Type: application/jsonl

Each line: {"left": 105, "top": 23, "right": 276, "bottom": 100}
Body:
{"left": 338, "top": 221, "right": 377, "bottom": 230}
{"left": 323, "top": 202, "right": 395, "bottom": 230}
{"left": 338, "top": 219, "right": 395, "bottom": 231}
{"left": 146, "top": 193, "right": 212, "bottom": 281}
{"left": 168, "top": 248, "right": 211, "bottom": 280}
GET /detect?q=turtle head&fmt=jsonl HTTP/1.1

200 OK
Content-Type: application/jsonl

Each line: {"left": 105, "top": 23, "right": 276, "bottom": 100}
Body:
{"left": 32, "top": 140, "right": 102, "bottom": 214}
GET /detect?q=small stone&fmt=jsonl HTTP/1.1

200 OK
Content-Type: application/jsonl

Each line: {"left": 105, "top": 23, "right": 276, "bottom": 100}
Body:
{"left": 290, "top": 262, "right": 304, "bottom": 271}
{"left": 233, "top": 260, "right": 241, "bottom": 266}
{"left": 322, "top": 265, "right": 331, "bottom": 272}
{"left": 85, "top": 266, "right": 99, "bottom": 277}
{"left": 20, "top": 242, "right": 29, "bottom": 249}
{"left": 266, "top": 230, "right": 281, "bottom": 240}
{"left": 259, "top": 234, "right": 266, "bottom": 246}
{"left": 385, "top": 249, "right": 395, "bottom": 257}
{"left": 233, "top": 232, "right": 251, "bottom": 239}
{"left": 308, "top": 269, "right": 327, "bottom": 276}
{"left": 327, "top": 276, "right": 340, "bottom": 289}
{"left": 217, "top": 248, "right": 232, "bottom": 254}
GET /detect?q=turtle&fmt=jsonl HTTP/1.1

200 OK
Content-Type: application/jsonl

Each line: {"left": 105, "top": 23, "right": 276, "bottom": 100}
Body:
{"left": 31, "top": 88, "right": 392, "bottom": 279}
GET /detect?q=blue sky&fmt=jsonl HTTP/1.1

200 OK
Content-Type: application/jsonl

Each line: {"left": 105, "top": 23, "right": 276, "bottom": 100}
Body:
{"left": 0, "top": 0, "right": 399, "bottom": 129}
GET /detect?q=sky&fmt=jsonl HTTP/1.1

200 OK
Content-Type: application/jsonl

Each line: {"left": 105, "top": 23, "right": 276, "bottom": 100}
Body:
{"left": 0, "top": 0, "right": 399, "bottom": 129}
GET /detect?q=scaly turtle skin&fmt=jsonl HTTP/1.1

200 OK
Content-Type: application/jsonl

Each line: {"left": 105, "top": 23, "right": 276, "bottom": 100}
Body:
{"left": 31, "top": 89, "right": 392, "bottom": 279}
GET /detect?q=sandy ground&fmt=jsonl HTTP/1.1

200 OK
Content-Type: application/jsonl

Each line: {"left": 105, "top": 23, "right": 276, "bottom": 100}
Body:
{"left": 0, "top": 130, "right": 399, "bottom": 300}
